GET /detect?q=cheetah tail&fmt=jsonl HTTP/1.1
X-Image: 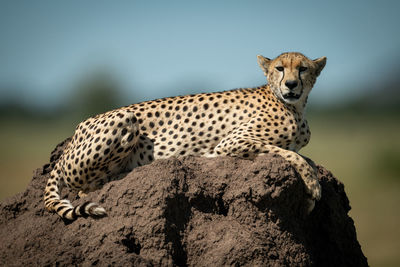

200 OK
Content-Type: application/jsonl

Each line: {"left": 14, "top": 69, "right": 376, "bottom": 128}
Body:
{"left": 43, "top": 169, "right": 106, "bottom": 221}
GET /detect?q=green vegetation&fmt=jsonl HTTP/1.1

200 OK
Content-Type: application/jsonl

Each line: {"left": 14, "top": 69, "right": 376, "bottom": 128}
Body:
{"left": 0, "top": 112, "right": 399, "bottom": 267}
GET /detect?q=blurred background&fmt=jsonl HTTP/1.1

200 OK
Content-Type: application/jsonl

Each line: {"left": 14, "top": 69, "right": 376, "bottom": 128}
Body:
{"left": 0, "top": 0, "right": 399, "bottom": 265}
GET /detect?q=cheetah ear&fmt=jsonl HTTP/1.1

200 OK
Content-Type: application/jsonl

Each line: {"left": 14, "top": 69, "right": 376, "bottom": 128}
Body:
{"left": 313, "top": 57, "right": 327, "bottom": 76}
{"left": 257, "top": 55, "right": 271, "bottom": 76}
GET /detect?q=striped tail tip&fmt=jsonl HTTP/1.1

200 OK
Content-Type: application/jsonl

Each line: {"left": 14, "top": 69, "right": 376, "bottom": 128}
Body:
{"left": 56, "top": 201, "right": 107, "bottom": 221}
{"left": 85, "top": 202, "right": 107, "bottom": 217}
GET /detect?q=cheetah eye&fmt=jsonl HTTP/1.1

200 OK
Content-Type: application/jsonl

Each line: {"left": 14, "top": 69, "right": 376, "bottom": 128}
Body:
{"left": 275, "top": 66, "right": 284, "bottom": 72}
{"left": 299, "top": 66, "right": 308, "bottom": 72}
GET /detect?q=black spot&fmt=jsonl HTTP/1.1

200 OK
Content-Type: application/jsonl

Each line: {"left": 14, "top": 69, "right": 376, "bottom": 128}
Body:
{"left": 121, "top": 128, "right": 128, "bottom": 136}
{"left": 127, "top": 133, "right": 134, "bottom": 142}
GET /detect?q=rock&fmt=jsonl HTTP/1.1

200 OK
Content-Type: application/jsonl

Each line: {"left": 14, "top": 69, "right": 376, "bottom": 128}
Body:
{"left": 0, "top": 140, "right": 368, "bottom": 266}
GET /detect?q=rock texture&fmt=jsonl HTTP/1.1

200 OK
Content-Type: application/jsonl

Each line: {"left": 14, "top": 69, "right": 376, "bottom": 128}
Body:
{"left": 0, "top": 140, "right": 368, "bottom": 266}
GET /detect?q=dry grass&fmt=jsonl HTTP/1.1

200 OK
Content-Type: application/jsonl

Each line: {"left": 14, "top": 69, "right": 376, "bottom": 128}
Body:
{"left": 303, "top": 114, "right": 400, "bottom": 267}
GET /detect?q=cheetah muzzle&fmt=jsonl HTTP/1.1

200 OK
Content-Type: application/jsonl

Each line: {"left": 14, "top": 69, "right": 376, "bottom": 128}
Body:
{"left": 44, "top": 52, "right": 327, "bottom": 221}
{"left": 282, "top": 92, "right": 302, "bottom": 101}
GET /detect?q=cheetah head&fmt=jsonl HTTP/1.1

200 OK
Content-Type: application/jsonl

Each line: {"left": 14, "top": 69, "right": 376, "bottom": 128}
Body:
{"left": 257, "top": 52, "right": 326, "bottom": 106}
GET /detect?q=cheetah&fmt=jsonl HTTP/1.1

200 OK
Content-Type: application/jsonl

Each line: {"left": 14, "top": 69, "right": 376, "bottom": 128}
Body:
{"left": 44, "top": 52, "right": 327, "bottom": 221}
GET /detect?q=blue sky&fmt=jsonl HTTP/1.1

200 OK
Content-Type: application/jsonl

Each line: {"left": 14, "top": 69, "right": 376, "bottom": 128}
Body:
{"left": 0, "top": 0, "right": 399, "bottom": 109}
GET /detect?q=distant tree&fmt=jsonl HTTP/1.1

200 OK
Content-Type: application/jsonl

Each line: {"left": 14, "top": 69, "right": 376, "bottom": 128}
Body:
{"left": 68, "top": 68, "right": 123, "bottom": 119}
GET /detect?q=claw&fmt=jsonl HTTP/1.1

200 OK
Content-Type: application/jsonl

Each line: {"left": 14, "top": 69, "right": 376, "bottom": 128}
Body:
{"left": 306, "top": 198, "right": 315, "bottom": 214}
{"left": 78, "top": 191, "right": 88, "bottom": 198}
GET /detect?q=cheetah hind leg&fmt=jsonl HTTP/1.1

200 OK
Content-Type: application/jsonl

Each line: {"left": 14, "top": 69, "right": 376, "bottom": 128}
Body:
{"left": 44, "top": 109, "right": 140, "bottom": 221}
{"left": 44, "top": 167, "right": 107, "bottom": 221}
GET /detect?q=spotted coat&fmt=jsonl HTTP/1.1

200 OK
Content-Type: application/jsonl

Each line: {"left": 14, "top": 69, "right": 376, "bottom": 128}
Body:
{"left": 44, "top": 52, "right": 327, "bottom": 220}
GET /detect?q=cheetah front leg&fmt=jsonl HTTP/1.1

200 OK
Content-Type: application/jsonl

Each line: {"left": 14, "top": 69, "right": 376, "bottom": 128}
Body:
{"left": 211, "top": 134, "right": 321, "bottom": 213}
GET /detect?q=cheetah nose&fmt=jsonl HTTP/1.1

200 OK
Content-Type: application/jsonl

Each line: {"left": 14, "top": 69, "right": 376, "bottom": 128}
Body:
{"left": 285, "top": 80, "right": 298, "bottom": 90}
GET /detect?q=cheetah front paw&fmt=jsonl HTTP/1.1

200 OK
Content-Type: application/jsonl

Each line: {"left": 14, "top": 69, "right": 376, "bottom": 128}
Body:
{"left": 307, "top": 174, "right": 321, "bottom": 201}
{"left": 300, "top": 167, "right": 321, "bottom": 214}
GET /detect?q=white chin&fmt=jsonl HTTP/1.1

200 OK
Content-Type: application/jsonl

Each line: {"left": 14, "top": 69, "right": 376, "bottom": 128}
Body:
{"left": 282, "top": 97, "right": 301, "bottom": 104}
